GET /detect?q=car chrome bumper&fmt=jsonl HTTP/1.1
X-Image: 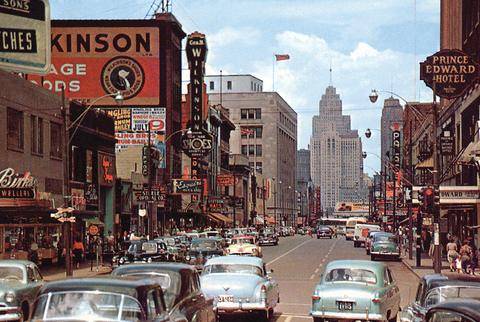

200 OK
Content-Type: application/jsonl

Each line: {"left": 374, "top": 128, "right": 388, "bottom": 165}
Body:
{"left": 371, "top": 251, "right": 400, "bottom": 256}
{"left": 0, "top": 306, "right": 22, "bottom": 321}
{"left": 310, "top": 310, "right": 383, "bottom": 321}
{"left": 216, "top": 301, "right": 268, "bottom": 313}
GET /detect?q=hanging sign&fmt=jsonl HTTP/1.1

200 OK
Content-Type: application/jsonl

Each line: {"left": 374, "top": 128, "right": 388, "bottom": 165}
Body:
{"left": 181, "top": 128, "right": 213, "bottom": 158}
{"left": 172, "top": 179, "right": 202, "bottom": 194}
{"left": 420, "top": 49, "right": 480, "bottom": 99}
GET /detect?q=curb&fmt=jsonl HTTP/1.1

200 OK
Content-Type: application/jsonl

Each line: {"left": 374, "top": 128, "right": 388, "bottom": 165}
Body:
{"left": 401, "top": 258, "right": 421, "bottom": 279}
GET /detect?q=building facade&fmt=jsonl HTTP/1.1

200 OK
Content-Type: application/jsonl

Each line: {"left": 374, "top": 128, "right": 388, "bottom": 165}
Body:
{"left": 310, "top": 86, "right": 364, "bottom": 213}
{"left": 380, "top": 97, "right": 404, "bottom": 168}
{"left": 208, "top": 79, "right": 297, "bottom": 226}
{"left": 205, "top": 74, "right": 263, "bottom": 94}
{"left": 296, "top": 149, "right": 311, "bottom": 223}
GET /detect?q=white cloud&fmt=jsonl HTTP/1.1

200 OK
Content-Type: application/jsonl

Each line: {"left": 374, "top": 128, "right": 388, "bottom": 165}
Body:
{"left": 208, "top": 26, "right": 261, "bottom": 49}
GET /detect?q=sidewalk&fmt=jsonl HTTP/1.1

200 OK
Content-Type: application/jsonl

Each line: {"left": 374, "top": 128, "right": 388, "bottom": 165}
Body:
{"left": 401, "top": 248, "right": 450, "bottom": 279}
{"left": 41, "top": 261, "right": 112, "bottom": 281}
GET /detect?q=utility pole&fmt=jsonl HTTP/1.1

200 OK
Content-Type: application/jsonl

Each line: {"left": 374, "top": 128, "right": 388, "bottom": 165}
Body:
{"left": 408, "top": 119, "right": 414, "bottom": 260}
{"left": 392, "top": 171, "right": 397, "bottom": 232}
{"left": 383, "top": 164, "right": 388, "bottom": 230}
{"left": 432, "top": 84, "right": 441, "bottom": 274}
{"left": 61, "top": 88, "right": 73, "bottom": 277}
{"left": 262, "top": 179, "right": 266, "bottom": 228}
{"left": 147, "top": 124, "right": 153, "bottom": 239}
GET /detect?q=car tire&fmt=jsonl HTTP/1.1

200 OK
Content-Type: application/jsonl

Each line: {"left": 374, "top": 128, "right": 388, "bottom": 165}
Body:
{"left": 313, "top": 318, "right": 326, "bottom": 322}
{"left": 21, "top": 301, "right": 29, "bottom": 321}
{"left": 317, "top": 236, "right": 320, "bottom": 239}
{"left": 258, "top": 309, "right": 271, "bottom": 321}
{"left": 371, "top": 255, "right": 376, "bottom": 261}
{"left": 366, "top": 249, "right": 370, "bottom": 255}
{"left": 388, "top": 312, "right": 397, "bottom": 322}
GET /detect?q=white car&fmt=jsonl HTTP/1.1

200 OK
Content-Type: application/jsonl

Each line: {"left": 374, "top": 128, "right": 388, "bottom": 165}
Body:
{"left": 353, "top": 224, "right": 381, "bottom": 248}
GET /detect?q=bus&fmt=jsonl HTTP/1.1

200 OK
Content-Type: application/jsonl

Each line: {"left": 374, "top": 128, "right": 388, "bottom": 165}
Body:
{"left": 317, "top": 218, "right": 348, "bottom": 235}
{"left": 345, "top": 217, "right": 368, "bottom": 240}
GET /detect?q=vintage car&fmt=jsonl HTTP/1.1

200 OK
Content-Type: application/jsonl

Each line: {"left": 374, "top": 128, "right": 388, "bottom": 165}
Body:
{"left": 353, "top": 224, "right": 381, "bottom": 248}
{"left": 0, "top": 260, "right": 44, "bottom": 321}
{"left": 31, "top": 277, "right": 171, "bottom": 322}
{"left": 425, "top": 298, "right": 480, "bottom": 322}
{"left": 112, "top": 263, "right": 216, "bottom": 322}
{"left": 370, "top": 232, "right": 401, "bottom": 261}
{"left": 258, "top": 229, "right": 278, "bottom": 246}
{"left": 200, "top": 255, "right": 279, "bottom": 321}
{"left": 366, "top": 231, "right": 383, "bottom": 255}
{"left": 226, "top": 235, "right": 262, "bottom": 257}
{"left": 310, "top": 260, "right": 401, "bottom": 322}
{"left": 185, "top": 238, "right": 224, "bottom": 271}
{"left": 316, "top": 225, "right": 333, "bottom": 239}
{"left": 400, "top": 273, "right": 480, "bottom": 322}
{"left": 112, "top": 240, "right": 169, "bottom": 267}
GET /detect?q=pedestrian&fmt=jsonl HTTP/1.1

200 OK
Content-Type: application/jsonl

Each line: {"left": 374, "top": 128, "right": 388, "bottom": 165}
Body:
{"left": 425, "top": 229, "right": 432, "bottom": 254}
{"left": 72, "top": 237, "right": 85, "bottom": 269}
{"left": 468, "top": 237, "right": 478, "bottom": 275}
{"left": 107, "top": 230, "right": 115, "bottom": 252}
{"left": 446, "top": 237, "right": 459, "bottom": 272}
{"left": 460, "top": 240, "right": 472, "bottom": 274}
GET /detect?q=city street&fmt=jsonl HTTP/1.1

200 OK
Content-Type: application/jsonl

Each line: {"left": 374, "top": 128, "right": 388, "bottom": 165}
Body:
{"left": 223, "top": 235, "right": 419, "bottom": 322}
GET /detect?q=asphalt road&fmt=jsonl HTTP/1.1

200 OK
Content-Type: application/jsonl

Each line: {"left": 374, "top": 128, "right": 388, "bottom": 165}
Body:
{"left": 220, "top": 234, "right": 419, "bottom": 322}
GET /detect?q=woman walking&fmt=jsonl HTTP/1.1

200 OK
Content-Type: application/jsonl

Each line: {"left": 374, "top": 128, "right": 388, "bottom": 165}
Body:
{"left": 446, "top": 237, "right": 459, "bottom": 272}
{"left": 72, "top": 237, "right": 85, "bottom": 269}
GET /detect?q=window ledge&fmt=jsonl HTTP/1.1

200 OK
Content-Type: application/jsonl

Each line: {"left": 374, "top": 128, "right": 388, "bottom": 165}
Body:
{"left": 31, "top": 152, "right": 44, "bottom": 157}
{"left": 7, "top": 146, "right": 24, "bottom": 153}
{"left": 50, "top": 155, "right": 63, "bottom": 161}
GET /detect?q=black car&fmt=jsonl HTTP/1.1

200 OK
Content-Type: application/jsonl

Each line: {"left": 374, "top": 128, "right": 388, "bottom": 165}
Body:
{"left": 112, "top": 240, "right": 169, "bottom": 267}
{"left": 425, "top": 298, "right": 480, "bottom": 322}
{"left": 400, "top": 273, "right": 480, "bottom": 322}
{"left": 112, "top": 263, "right": 216, "bottom": 322}
{"left": 185, "top": 238, "right": 224, "bottom": 271}
{"left": 31, "top": 277, "right": 171, "bottom": 321}
{"left": 258, "top": 229, "right": 279, "bottom": 246}
{"left": 316, "top": 226, "right": 333, "bottom": 239}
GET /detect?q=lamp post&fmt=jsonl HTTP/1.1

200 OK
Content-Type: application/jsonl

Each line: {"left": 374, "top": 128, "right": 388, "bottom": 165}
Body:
{"left": 62, "top": 91, "right": 124, "bottom": 277}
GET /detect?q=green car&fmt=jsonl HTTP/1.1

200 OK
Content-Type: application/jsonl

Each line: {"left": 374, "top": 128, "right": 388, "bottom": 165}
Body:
{"left": 311, "top": 260, "right": 401, "bottom": 322}
{"left": 0, "top": 260, "right": 44, "bottom": 321}
{"left": 370, "top": 232, "right": 401, "bottom": 261}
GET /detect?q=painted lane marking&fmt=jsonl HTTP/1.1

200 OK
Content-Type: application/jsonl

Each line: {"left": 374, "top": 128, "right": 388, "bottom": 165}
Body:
{"left": 267, "top": 238, "right": 313, "bottom": 266}
{"left": 314, "top": 268, "right": 320, "bottom": 273}
{"left": 309, "top": 273, "right": 316, "bottom": 280}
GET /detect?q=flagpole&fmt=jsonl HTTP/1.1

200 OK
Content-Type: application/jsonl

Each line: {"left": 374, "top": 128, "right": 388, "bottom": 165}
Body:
{"left": 272, "top": 53, "right": 275, "bottom": 91}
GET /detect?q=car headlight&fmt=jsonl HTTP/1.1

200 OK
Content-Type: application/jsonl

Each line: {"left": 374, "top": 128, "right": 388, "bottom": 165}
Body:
{"left": 147, "top": 257, "right": 153, "bottom": 263}
{"left": 119, "top": 257, "right": 125, "bottom": 264}
{"left": 5, "top": 292, "right": 15, "bottom": 303}
{"left": 185, "top": 256, "right": 191, "bottom": 261}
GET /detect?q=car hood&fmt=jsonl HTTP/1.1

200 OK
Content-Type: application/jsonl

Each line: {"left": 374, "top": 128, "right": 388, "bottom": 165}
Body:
{"left": 201, "top": 273, "right": 264, "bottom": 298}
{"left": 0, "top": 280, "right": 27, "bottom": 291}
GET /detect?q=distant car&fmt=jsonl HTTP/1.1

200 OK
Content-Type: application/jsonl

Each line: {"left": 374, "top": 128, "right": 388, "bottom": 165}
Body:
{"left": 425, "top": 298, "right": 480, "bottom": 322}
{"left": 200, "top": 255, "right": 279, "bottom": 321}
{"left": 365, "top": 231, "right": 383, "bottom": 255}
{"left": 186, "top": 238, "right": 224, "bottom": 271}
{"left": 112, "top": 240, "right": 169, "bottom": 267}
{"left": 112, "top": 263, "right": 216, "bottom": 322}
{"left": 370, "top": 232, "right": 400, "bottom": 261}
{"left": 0, "top": 260, "right": 44, "bottom": 321}
{"left": 353, "top": 224, "right": 381, "bottom": 247}
{"left": 310, "top": 260, "right": 401, "bottom": 322}
{"left": 316, "top": 226, "right": 333, "bottom": 239}
{"left": 31, "top": 277, "right": 171, "bottom": 322}
{"left": 400, "top": 273, "right": 480, "bottom": 322}
{"left": 258, "top": 229, "right": 279, "bottom": 246}
{"left": 226, "top": 235, "right": 262, "bottom": 257}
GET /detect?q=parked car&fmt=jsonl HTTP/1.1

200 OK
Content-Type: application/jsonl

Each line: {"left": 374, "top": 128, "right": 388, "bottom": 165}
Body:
{"left": 400, "top": 273, "right": 480, "bottom": 322}
{"left": 425, "top": 298, "right": 480, "bottom": 322}
{"left": 112, "top": 263, "right": 216, "bottom": 322}
{"left": 370, "top": 232, "right": 401, "bottom": 261}
{"left": 31, "top": 277, "right": 170, "bottom": 321}
{"left": 200, "top": 255, "right": 279, "bottom": 321}
{"left": 112, "top": 240, "right": 169, "bottom": 267}
{"left": 185, "top": 238, "right": 224, "bottom": 271}
{"left": 316, "top": 226, "right": 333, "bottom": 239}
{"left": 0, "top": 260, "right": 44, "bottom": 321}
{"left": 226, "top": 235, "right": 262, "bottom": 257}
{"left": 258, "top": 229, "right": 279, "bottom": 246}
{"left": 353, "top": 224, "right": 381, "bottom": 248}
{"left": 365, "top": 231, "right": 383, "bottom": 255}
{"left": 310, "top": 260, "right": 401, "bottom": 322}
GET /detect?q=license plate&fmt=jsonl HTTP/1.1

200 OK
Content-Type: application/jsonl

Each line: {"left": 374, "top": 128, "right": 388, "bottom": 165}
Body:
{"left": 337, "top": 301, "right": 354, "bottom": 311}
{"left": 217, "top": 295, "right": 234, "bottom": 302}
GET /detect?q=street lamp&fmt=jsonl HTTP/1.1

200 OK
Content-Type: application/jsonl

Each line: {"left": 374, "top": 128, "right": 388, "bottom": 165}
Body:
{"left": 369, "top": 89, "right": 379, "bottom": 103}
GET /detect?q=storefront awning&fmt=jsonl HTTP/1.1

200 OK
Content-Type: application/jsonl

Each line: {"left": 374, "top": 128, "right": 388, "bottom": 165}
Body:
{"left": 459, "top": 141, "right": 480, "bottom": 163}
{"left": 208, "top": 213, "right": 233, "bottom": 224}
{"left": 416, "top": 157, "right": 433, "bottom": 169}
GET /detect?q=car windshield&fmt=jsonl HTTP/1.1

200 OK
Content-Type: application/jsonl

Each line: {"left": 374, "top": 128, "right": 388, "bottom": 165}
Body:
{"left": 232, "top": 238, "right": 254, "bottom": 244}
{"left": 163, "top": 238, "right": 176, "bottom": 246}
{"left": 191, "top": 239, "right": 217, "bottom": 249}
{"left": 325, "top": 268, "right": 377, "bottom": 284}
{"left": 32, "top": 291, "right": 143, "bottom": 321}
{"left": 203, "top": 264, "right": 263, "bottom": 276}
{"left": 0, "top": 266, "right": 23, "bottom": 281}
{"left": 117, "top": 271, "right": 181, "bottom": 310}
{"left": 425, "top": 286, "right": 480, "bottom": 307}
{"left": 374, "top": 235, "right": 396, "bottom": 243}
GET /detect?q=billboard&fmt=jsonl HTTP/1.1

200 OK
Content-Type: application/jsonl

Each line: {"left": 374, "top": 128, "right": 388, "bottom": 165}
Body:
{"left": 0, "top": 0, "right": 51, "bottom": 74}
{"left": 29, "top": 24, "right": 160, "bottom": 106}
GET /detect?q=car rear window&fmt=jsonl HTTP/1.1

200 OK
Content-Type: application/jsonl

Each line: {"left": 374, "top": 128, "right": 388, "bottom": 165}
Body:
{"left": 325, "top": 268, "right": 377, "bottom": 284}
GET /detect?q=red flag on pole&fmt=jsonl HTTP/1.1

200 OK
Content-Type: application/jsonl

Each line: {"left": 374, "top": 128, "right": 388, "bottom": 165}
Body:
{"left": 275, "top": 54, "right": 290, "bottom": 61}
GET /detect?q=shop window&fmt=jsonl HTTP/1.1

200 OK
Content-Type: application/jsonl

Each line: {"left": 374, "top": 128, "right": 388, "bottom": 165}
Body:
{"left": 7, "top": 108, "right": 24, "bottom": 150}
{"left": 50, "top": 122, "right": 62, "bottom": 159}
{"left": 31, "top": 115, "right": 44, "bottom": 155}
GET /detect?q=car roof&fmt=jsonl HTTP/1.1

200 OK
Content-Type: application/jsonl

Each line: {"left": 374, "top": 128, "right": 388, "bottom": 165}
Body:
{"left": 428, "top": 299, "right": 480, "bottom": 320}
{"left": 423, "top": 273, "right": 480, "bottom": 289}
{"left": 191, "top": 238, "right": 215, "bottom": 242}
{"left": 112, "top": 262, "right": 195, "bottom": 275}
{"left": 0, "top": 260, "right": 34, "bottom": 267}
{"left": 205, "top": 255, "right": 263, "bottom": 267}
{"left": 325, "top": 260, "right": 385, "bottom": 271}
{"left": 40, "top": 277, "right": 159, "bottom": 296}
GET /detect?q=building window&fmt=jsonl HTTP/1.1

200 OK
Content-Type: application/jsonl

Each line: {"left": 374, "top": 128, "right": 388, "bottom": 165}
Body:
{"left": 50, "top": 122, "right": 62, "bottom": 159}
{"left": 255, "top": 108, "right": 261, "bottom": 119}
{"left": 31, "top": 115, "right": 44, "bottom": 155}
{"left": 241, "top": 109, "right": 248, "bottom": 119}
{"left": 256, "top": 145, "right": 262, "bottom": 156}
{"left": 248, "top": 109, "right": 255, "bottom": 119}
{"left": 251, "top": 81, "right": 253, "bottom": 91}
{"left": 248, "top": 145, "right": 255, "bottom": 156}
{"left": 241, "top": 145, "right": 247, "bottom": 155}
{"left": 249, "top": 162, "right": 255, "bottom": 169}
{"left": 227, "top": 81, "right": 232, "bottom": 90}
{"left": 256, "top": 161, "right": 263, "bottom": 174}
{"left": 7, "top": 108, "right": 24, "bottom": 150}
{"left": 255, "top": 126, "right": 263, "bottom": 138}
{"left": 209, "top": 81, "right": 214, "bottom": 90}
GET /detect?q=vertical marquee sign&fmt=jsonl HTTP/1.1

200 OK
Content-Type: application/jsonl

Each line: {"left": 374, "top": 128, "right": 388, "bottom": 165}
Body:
{"left": 391, "top": 123, "right": 402, "bottom": 172}
{"left": 184, "top": 32, "right": 211, "bottom": 203}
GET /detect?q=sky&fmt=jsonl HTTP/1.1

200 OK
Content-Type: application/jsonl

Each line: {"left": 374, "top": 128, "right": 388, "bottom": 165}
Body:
{"left": 52, "top": 0, "right": 440, "bottom": 175}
